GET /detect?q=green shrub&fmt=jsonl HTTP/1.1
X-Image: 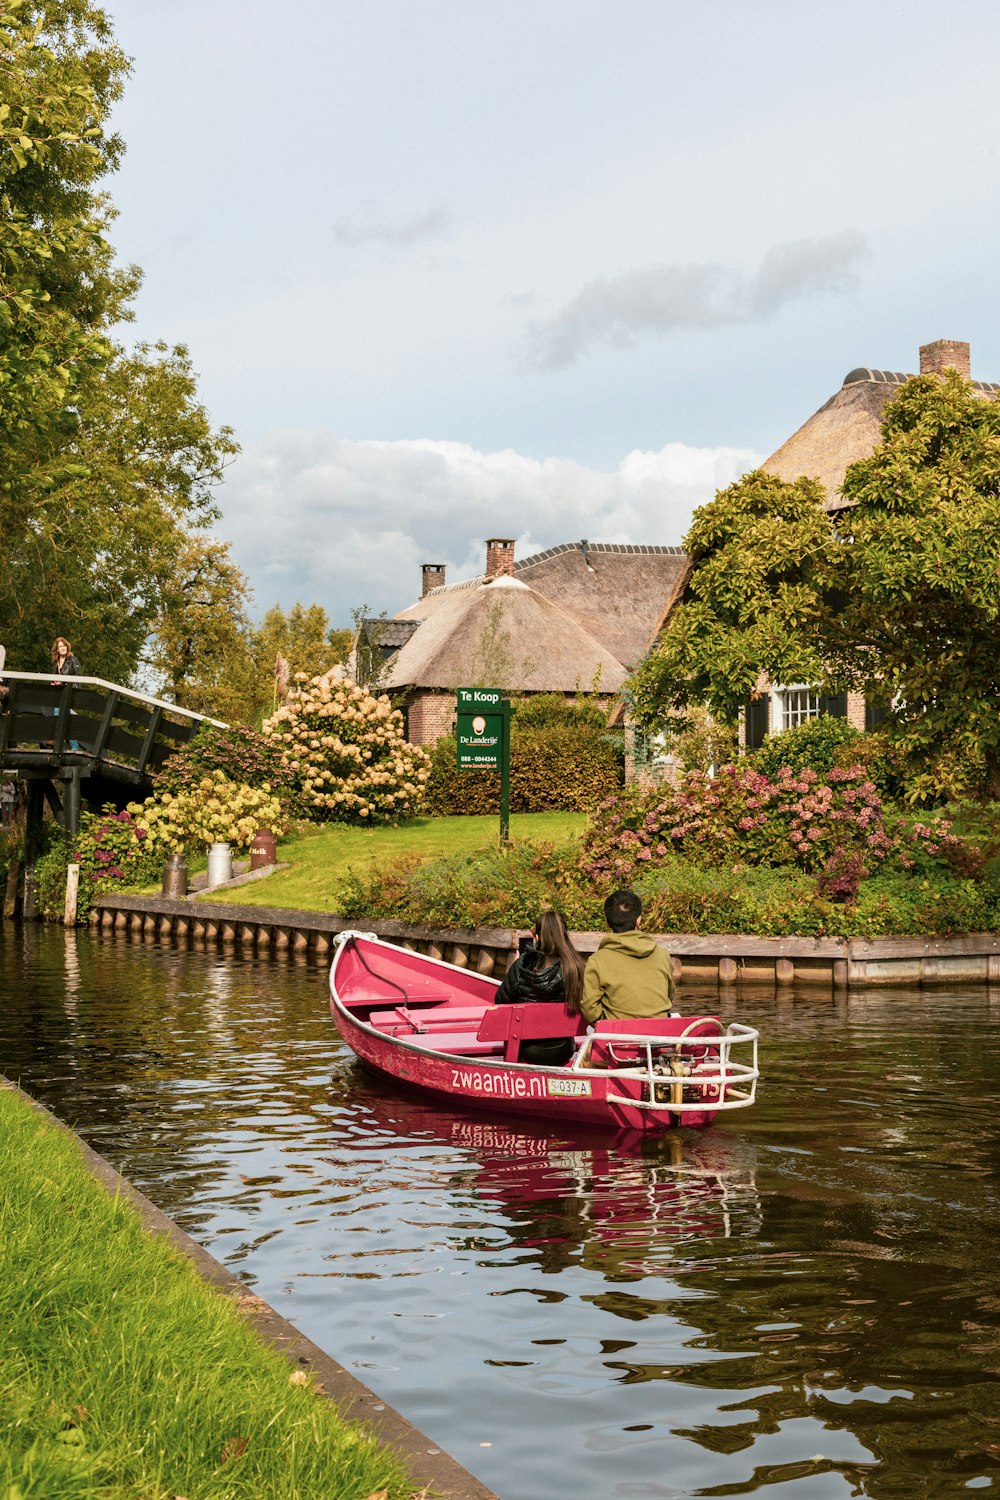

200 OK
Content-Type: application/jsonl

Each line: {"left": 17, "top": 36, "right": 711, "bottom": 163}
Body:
{"left": 750, "top": 716, "right": 862, "bottom": 781}
{"left": 158, "top": 722, "right": 302, "bottom": 810}
{"left": 336, "top": 838, "right": 1000, "bottom": 937}
{"left": 35, "top": 806, "right": 163, "bottom": 923}
{"left": 340, "top": 838, "right": 603, "bottom": 930}
{"left": 510, "top": 692, "right": 611, "bottom": 732}
{"left": 426, "top": 721, "right": 619, "bottom": 815}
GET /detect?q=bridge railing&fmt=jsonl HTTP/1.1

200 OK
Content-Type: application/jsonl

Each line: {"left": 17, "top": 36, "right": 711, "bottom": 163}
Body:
{"left": 0, "top": 672, "right": 226, "bottom": 786}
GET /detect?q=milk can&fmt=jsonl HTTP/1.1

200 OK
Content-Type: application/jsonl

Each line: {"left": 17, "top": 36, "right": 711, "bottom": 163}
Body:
{"left": 206, "top": 841, "right": 233, "bottom": 889}
{"left": 162, "top": 852, "right": 188, "bottom": 898}
{"left": 249, "top": 828, "right": 276, "bottom": 870}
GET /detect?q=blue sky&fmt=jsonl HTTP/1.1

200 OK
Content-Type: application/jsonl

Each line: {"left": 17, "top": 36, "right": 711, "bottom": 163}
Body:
{"left": 104, "top": 0, "right": 1000, "bottom": 623}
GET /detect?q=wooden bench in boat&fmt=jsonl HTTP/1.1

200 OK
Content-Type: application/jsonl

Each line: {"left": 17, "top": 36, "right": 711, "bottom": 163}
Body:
{"left": 373, "top": 1001, "right": 583, "bottom": 1063}
{"left": 370, "top": 1003, "right": 491, "bottom": 1034}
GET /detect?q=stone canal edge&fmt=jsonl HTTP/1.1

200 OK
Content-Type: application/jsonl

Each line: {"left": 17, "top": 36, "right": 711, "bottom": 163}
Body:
{"left": 89, "top": 891, "right": 1000, "bottom": 988}
{"left": 4, "top": 1078, "right": 500, "bottom": 1500}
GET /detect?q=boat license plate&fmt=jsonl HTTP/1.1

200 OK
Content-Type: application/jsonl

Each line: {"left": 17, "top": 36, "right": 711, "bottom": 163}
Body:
{"left": 547, "top": 1077, "right": 592, "bottom": 1097}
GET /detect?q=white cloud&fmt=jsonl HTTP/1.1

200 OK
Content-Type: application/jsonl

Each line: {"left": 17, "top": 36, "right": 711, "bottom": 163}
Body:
{"left": 526, "top": 231, "right": 869, "bottom": 370}
{"left": 215, "top": 431, "right": 761, "bottom": 624}
{"left": 330, "top": 206, "right": 452, "bottom": 247}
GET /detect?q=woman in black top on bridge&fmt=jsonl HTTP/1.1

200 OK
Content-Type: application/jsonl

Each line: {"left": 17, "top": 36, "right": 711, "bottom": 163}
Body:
{"left": 51, "top": 637, "right": 82, "bottom": 677}
{"left": 494, "top": 910, "right": 585, "bottom": 1065}
{"left": 50, "top": 637, "right": 82, "bottom": 748}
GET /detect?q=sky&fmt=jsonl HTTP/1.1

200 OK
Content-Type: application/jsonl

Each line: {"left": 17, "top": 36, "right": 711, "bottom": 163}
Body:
{"left": 103, "top": 0, "right": 1000, "bottom": 626}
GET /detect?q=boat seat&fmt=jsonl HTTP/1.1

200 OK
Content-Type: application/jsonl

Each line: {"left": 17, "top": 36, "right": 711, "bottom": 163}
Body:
{"left": 476, "top": 1002, "right": 583, "bottom": 1063}
{"left": 370, "top": 1003, "right": 491, "bottom": 1033}
{"left": 401, "top": 1032, "right": 503, "bottom": 1057}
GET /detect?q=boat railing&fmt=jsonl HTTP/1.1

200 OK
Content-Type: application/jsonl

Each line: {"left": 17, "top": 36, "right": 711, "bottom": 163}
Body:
{"left": 573, "top": 1021, "right": 759, "bottom": 1115}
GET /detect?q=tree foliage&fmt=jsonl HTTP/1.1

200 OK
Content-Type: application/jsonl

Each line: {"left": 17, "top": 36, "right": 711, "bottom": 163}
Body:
{"left": 0, "top": 3, "right": 240, "bottom": 689}
{"left": 249, "top": 603, "right": 352, "bottom": 720}
{"left": 150, "top": 535, "right": 253, "bottom": 720}
{"left": 0, "top": 0, "right": 132, "bottom": 458}
{"left": 834, "top": 373, "right": 1000, "bottom": 800}
{"left": 632, "top": 377, "right": 1000, "bottom": 802}
{"left": 628, "top": 470, "right": 836, "bottom": 732}
{"left": 4, "top": 340, "right": 240, "bottom": 678}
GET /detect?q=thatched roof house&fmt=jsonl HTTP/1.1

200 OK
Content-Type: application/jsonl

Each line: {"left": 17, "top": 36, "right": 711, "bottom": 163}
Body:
{"left": 384, "top": 537, "right": 686, "bottom": 744}
{"left": 762, "top": 338, "right": 998, "bottom": 508}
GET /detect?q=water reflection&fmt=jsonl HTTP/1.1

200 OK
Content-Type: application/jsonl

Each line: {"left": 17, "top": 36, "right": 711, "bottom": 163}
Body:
{"left": 1, "top": 926, "right": 999, "bottom": 1499}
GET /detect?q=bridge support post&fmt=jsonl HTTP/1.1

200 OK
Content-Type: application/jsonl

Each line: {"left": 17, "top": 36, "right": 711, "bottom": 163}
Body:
{"left": 63, "top": 767, "right": 82, "bottom": 837}
{"left": 23, "top": 780, "right": 44, "bottom": 920}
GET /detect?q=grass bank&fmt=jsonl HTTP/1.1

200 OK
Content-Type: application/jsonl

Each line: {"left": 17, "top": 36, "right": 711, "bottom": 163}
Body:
{"left": 0, "top": 1084, "right": 414, "bottom": 1500}
{"left": 214, "top": 812, "right": 585, "bottom": 912}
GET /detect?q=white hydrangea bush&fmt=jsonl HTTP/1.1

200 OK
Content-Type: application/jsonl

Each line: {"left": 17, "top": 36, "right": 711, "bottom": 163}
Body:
{"left": 262, "top": 674, "right": 430, "bottom": 822}
{"left": 131, "top": 772, "right": 283, "bottom": 852}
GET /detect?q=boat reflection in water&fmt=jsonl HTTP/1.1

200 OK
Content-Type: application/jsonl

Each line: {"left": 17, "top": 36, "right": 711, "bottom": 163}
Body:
{"left": 325, "top": 1068, "right": 762, "bottom": 1280}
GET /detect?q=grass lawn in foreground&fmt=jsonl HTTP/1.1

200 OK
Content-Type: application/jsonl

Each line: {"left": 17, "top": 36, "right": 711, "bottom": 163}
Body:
{"left": 0, "top": 1084, "right": 414, "bottom": 1500}
{"left": 211, "top": 812, "right": 586, "bottom": 913}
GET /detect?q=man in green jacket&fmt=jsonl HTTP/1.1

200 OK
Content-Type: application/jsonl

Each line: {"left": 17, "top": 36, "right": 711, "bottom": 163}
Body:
{"left": 581, "top": 890, "right": 676, "bottom": 1024}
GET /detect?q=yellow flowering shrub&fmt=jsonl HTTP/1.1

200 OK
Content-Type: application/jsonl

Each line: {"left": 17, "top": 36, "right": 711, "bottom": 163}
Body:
{"left": 130, "top": 772, "right": 283, "bottom": 852}
{"left": 261, "top": 674, "right": 430, "bottom": 822}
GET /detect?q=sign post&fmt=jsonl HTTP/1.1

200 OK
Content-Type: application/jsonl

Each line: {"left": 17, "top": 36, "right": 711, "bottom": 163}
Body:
{"left": 456, "top": 688, "right": 511, "bottom": 844}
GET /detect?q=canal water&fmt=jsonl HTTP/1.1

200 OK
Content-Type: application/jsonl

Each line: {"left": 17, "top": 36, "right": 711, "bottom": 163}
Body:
{"left": 2, "top": 925, "right": 999, "bottom": 1500}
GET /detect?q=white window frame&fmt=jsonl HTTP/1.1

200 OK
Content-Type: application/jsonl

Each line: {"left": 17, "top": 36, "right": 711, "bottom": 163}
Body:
{"left": 770, "top": 684, "right": 822, "bottom": 733}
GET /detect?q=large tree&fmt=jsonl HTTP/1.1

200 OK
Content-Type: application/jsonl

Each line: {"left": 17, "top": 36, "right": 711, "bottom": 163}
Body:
{"left": 628, "top": 469, "right": 838, "bottom": 731}
{"left": 3, "top": 339, "right": 239, "bottom": 677}
{"left": 834, "top": 372, "right": 1000, "bottom": 800}
{"left": 0, "top": 2, "right": 238, "bottom": 684}
{"left": 632, "top": 375, "right": 1000, "bottom": 801}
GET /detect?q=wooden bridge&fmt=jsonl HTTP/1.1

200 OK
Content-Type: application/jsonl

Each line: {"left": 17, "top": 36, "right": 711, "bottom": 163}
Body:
{"left": 0, "top": 671, "right": 224, "bottom": 917}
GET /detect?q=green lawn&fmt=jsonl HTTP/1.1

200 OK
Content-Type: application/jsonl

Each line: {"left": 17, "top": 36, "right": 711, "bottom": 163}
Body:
{"left": 214, "top": 812, "right": 586, "bottom": 912}
{"left": 0, "top": 1085, "right": 413, "bottom": 1500}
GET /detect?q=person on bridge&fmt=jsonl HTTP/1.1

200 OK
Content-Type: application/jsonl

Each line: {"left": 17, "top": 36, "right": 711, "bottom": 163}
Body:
{"left": 50, "top": 637, "right": 82, "bottom": 749}
{"left": 51, "top": 637, "right": 82, "bottom": 677}
{"left": 581, "top": 890, "right": 676, "bottom": 1024}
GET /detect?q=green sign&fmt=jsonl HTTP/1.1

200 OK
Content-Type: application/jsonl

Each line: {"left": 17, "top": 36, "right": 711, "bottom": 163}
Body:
{"left": 456, "top": 688, "right": 511, "bottom": 843}
{"left": 456, "top": 688, "right": 506, "bottom": 767}
{"left": 456, "top": 713, "right": 502, "bottom": 768}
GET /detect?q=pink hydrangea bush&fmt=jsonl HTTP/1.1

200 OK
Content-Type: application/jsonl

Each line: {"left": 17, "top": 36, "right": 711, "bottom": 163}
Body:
{"left": 582, "top": 763, "right": 966, "bottom": 895}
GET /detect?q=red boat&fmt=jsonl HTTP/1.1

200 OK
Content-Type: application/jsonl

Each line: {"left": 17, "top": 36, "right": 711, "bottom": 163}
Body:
{"left": 329, "top": 931, "right": 760, "bottom": 1134}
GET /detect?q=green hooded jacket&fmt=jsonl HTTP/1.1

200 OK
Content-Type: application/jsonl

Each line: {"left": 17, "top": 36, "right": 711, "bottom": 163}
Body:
{"left": 581, "top": 930, "right": 675, "bottom": 1024}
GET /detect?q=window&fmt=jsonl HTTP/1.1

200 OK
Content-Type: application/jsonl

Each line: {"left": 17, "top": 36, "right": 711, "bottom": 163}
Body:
{"left": 775, "top": 687, "right": 821, "bottom": 730}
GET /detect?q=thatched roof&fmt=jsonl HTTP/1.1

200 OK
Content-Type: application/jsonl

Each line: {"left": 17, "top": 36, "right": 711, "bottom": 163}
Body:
{"left": 514, "top": 542, "right": 687, "bottom": 667}
{"left": 396, "top": 541, "right": 686, "bottom": 667}
{"left": 762, "top": 366, "right": 1000, "bottom": 508}
{"left": 386, "top": 575, "right": 626, "bottom": 694}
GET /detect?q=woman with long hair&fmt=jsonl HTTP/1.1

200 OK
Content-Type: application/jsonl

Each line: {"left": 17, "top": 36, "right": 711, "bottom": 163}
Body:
{"left": 50, "top": 637, "right": 81, "bottom": 677}
{"left": 494, "top": 910, "right": 585, "bottom": 1064}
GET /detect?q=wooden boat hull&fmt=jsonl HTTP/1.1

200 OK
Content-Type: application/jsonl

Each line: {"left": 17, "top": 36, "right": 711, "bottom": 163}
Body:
{"left": 329, "top": 932, "right": 759, "bottom": 1135}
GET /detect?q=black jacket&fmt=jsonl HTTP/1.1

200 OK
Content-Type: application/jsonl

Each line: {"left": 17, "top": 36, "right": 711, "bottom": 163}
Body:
{"left": 55, "top": 655, "right": 82, "bottom": 677}
{"left": 495, "top": 946, "right": 567, "bottom": 1006}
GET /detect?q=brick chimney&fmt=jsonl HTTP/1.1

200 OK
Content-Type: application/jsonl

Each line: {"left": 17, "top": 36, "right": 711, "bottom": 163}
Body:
{"left": 919, "top": 339, "right": 970, "bottom": 379}
{"left": 485, "top": 537, "right": 515, "bottom": 579}
{"left": 421, "top": 563, "right": 445, "bottom": 596}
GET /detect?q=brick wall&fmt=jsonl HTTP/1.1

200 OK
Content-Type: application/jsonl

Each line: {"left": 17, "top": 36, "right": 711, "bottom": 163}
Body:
{"left": 846, "top": 691, "right": 866, "bottom": 732}
{"left": 406, "top": 692, "right": 455, "bottom": 746}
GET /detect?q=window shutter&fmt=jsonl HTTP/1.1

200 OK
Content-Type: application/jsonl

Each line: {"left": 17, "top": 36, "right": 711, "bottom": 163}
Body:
{"left": 865, "top": 699, "right": 890, "bottom": 731}
{"left": 745, "top": 695, "right": 769, "bottom": 751}
{"left": 818, "top": 691, "right": 847, "bottom": 719}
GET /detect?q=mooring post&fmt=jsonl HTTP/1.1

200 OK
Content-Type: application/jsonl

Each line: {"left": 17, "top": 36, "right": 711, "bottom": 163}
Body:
{"left": 64, "top": 863, "right": 80, "bottom": 926}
